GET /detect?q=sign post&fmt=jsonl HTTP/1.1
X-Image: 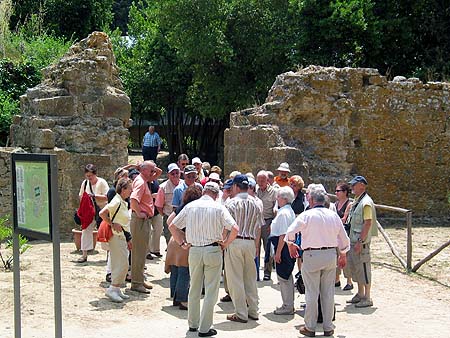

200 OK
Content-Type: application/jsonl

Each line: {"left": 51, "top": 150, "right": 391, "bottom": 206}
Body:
{"left": 11, "top": 153, "right": 61, "bottom": 338}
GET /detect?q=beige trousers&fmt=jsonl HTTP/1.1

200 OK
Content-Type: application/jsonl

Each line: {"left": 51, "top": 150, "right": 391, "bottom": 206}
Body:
{"left": 188, "top": 246, "right": 222, "bottom": 333}
{"left": 278, "top": 274, "right": 294, "bottom": 308}
{"left": 302, "top": 248, "right": 336, "bottom": 332}
{"left": 130, "top": 213, "right": 150, "bottom": 287}
{"left": 224, "top": 239, "right": 259, "bottom": 320}
{"left": 81, "top": 220, "right": 96, "bottom": 251}
{"left": 109, "top": 234, "right": 128, "bottom": 285}
{"left": 148, "top": 214, "right": 163, "bottom": 253}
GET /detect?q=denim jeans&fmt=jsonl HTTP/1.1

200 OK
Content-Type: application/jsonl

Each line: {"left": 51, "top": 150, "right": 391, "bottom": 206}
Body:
{"left": 170, "top": 265, "right": 190, "bottom": 302}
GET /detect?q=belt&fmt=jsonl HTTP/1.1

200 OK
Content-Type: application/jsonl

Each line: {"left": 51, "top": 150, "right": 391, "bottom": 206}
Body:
{"left": 237, "top": 235, "right": 254, "bottom": 240}
{"left": 192, "top": 242, "right": 219, "bottom": 247}
{"left": 303, "top": 247, "right": 335, "bottom": 251}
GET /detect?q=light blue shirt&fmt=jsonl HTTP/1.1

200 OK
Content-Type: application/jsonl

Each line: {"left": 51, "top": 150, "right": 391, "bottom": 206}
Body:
{"left": 143, "top": 131, "right": 161, "bottom": 147}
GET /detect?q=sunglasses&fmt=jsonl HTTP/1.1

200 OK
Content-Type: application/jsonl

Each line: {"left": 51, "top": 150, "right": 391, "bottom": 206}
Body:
{"left": 335, "top": 189, "right": 345, "bottom": 192}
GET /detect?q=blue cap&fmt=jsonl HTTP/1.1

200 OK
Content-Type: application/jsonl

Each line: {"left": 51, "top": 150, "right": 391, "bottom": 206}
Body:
{"left": 223, "top": 179, "right": 233, "bottom": 190}
{"left": 232, "top": 174, "right": 249, "bottom": 186}
{"left": 349, "top": 175, "right": 368, "bottom": 185}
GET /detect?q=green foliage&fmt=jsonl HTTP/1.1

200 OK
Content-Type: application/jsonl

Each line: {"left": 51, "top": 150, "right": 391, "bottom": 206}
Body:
{"left": 44, "top": 0, "right": 114, "bottom": 40}
{"left": 0, "top": 216, "right": 31, "bottom": 271}
{"left": 11, "top": 0, "right": 114, "bottom": 41}
{"left": 0, "top": 59, "right": 40, "bottom": 99}
{"left": 0, "top": 90, "right": 18, "bottom": 143}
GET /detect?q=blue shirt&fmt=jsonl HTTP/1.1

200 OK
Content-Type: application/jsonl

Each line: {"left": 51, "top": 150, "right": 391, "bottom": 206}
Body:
{"left": 143, "top": 131, "right": 161, "bottom": 147}
{"left": 171, "top": 181, "right": 203, "bottom": 208}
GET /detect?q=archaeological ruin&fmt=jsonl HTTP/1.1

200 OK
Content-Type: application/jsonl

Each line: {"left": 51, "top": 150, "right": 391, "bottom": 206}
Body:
{"left": 225, "top": 66, "right": 450, "bottom": 221}
{"left": 0, "top": 32, "right": 130, "bottom": 234}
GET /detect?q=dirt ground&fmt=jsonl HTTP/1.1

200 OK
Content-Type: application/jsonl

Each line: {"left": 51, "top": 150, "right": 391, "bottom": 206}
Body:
{"left": 1, "top": 225, "right": 449, "bottom": 338}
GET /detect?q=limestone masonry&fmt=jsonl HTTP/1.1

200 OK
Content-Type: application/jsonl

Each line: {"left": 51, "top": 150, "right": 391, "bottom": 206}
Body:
{"left": 225, "top": 66, "right": 450, "bottom": 221}
{"left": 1, "top": 32, "right": 131, "bottom": 234}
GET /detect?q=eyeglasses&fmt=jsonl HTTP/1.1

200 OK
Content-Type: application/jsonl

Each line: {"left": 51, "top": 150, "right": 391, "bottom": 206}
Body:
{"left": 335, "top": 189, "right": 345, "bottom": 192}
{"left": 169, "top": 171, "right": 179, "bottom": 176}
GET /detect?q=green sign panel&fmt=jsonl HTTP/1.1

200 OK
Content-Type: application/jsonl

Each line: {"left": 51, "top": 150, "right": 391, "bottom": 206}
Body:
{"left": 12, "top": 153, "right": 57, "bottom": 241}
{"left": 15, "top": 161, "right": 50, "bottom": 235}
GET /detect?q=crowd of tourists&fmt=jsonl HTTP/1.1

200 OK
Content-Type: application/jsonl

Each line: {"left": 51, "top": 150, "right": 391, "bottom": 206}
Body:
{"left": 75, "top": 149, "right": 377, "bottom": 337}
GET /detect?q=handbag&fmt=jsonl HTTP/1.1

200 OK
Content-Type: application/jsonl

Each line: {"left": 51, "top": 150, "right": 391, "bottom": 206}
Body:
{"left": 88, "top": 181, "right": 103, "bottom": 227}
{"left": 97, "top": 203, "right": 121, "bottom": 243}
{"left": 74, "top": 180, "right": 88, "bottom": 225}
{"left": 295, "top": 271, "right": 305, "bottom": 294}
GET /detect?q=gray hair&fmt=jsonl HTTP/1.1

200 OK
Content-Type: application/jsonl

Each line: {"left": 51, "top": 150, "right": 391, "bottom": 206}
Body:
{"left": 266, "top": 171, "right": 274, "bottom": 179}
{"left": 256, "top": 170, "right": 268, "bottom": 178}
{"left": 309, "top": 189, "right": 326, "bottom": 205}
{"left": 277, "top": 186, "right": 295, "bottom": 204}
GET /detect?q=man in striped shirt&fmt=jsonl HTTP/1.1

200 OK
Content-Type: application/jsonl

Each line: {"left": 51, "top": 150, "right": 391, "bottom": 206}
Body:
{"left": 142, "top": 126, "right": 161, "bottom": 161}
{"left": 224, "top": 174, "right": 263, "bottom": 323}
{"left": 170, "top": 182, "right": 238, "bottom": 337}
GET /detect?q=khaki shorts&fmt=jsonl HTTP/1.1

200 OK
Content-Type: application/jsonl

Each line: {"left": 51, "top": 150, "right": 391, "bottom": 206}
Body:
{"left": 347, "top": 243, "right": 371, "bottom": 284}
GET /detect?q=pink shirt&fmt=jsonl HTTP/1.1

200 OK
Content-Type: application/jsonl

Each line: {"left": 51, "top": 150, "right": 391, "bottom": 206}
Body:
{"left": 285, "top": 206, "right": 350, "bottom": 253}
{"left": 130, "top": 174, "right": 154, "bottom": 217}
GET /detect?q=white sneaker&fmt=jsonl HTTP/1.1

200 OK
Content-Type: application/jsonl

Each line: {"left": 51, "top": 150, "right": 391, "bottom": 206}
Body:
{"left": 118, "top": 289, "right": 130, "bottom": 299}
{"left": 274, "top": 305, "right": 294, "bottom": 315}
{"left": 105, "top": 288, "right": 123, "bottom": 303}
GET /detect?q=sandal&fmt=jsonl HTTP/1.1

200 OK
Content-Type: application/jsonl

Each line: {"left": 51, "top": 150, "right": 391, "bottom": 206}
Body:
{"left": 77, "top": 256, "right": 87, "bottom": 263}
{"left": 226, "top": 314, "right": 247, "bottom": 323}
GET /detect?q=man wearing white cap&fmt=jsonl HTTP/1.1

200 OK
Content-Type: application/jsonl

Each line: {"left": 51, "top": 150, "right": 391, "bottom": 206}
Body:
{"left": 274, "top": 162, "right": 291, "bottom": 187}
{"left": 155, "top": 163, "right": 182, "bottom": 244}
{"left": 192, "top": 157, "right": 206, "bottom": 182}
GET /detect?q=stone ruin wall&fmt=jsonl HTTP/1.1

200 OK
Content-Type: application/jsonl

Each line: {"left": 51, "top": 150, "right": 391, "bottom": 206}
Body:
{"left": 0, "top": 32, "right": 131, "bottom": 235}
{"left": 225, "top": 66, "right": 450, "bottom": 222}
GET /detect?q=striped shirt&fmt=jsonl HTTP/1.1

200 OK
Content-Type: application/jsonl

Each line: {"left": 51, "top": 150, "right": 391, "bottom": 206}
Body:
{"left": 172, "top": 195, "right": 236, "bottom": 246}
{"left": 225, "top": 193, "right": 262, "bottom": 239}
{"left": 143, "top": 131, "right": 161, "bottom": 147}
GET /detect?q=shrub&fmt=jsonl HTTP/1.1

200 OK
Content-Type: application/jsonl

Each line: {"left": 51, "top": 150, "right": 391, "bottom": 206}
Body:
{"left": 0, "top": 216, "right": 31, "bottom": 271}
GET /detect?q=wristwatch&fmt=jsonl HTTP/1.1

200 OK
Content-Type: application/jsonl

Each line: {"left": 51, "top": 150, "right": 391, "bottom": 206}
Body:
{"left": 357, "top": 237, "right": 363, "bottom": 243}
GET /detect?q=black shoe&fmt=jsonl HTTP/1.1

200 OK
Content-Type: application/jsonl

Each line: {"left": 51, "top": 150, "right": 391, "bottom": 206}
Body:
{"left": 220, "top": 294, "right": 232, "bottom": 302}
{"left": 105, "top": 273, "right": 111, "bottom": 283}
{"left": 173, "top": 300, "right": 181, "bottom": 306}
{"left": 179, "top": 303, "right": 188, "bottom": 310}
{"left": 263, "top": 275, "right": 271, "bottom": 281}
{"left": 146, "top": 253, "right": 153, "bottom": 260}
{"left": 151, "top": 251, "right": 163, "bottom": 258}
{"left": 189, "top": 328, "right": 198, "bottom": 332}
{"left": 198, "top": 329, "right": 217, "bottom": 337}
{"left": 335, "top": 281, "right": 341, "bottom": 287}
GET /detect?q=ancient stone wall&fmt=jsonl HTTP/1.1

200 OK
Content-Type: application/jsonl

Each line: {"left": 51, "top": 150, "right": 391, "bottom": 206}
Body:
{"left": 0, "top": 32, "right": 131, "bottom": 234}
{"left": 225, "top": 66, "right": 450, "bottom": 221}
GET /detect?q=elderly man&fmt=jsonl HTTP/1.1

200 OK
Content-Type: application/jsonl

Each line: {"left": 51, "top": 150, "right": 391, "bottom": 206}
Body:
{"left": 346, "top": 175, "right": 377, "bottom": 308}
{"left": 177, "top": 154, "right": 189, "bottom": 179}
{"left": 285, "top": 188, "right": 350, "bottom": 337}
{"left": 142, "top": 126, "right": 162, "bottom": 162}
{"left": 172, "top": 165, "right": 203, "bottom": 209}
{"left": 170, "top": 182, "right": 239, "bottom": 337}
{"left": 274, "top": 162, "right": 291, "bottom": 187}
{"left": 256, "top": 170, "right": 278, "bottom": 281}
{"left": 192, "top": 157, "right": 206, "bottom": 182}
{"left": 129, "top": 161, "right": 162, "bottom": 293}
{"left": 155, "top": 163, "right": 181, "bottom": 245}
{"left": 224, "top": 175, "right": 263, "bottom": 323}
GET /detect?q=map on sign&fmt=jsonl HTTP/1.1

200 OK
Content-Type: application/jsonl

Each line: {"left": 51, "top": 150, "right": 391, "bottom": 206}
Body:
{"left": 15, "top": 161, "right": 50, "bottom": 235}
